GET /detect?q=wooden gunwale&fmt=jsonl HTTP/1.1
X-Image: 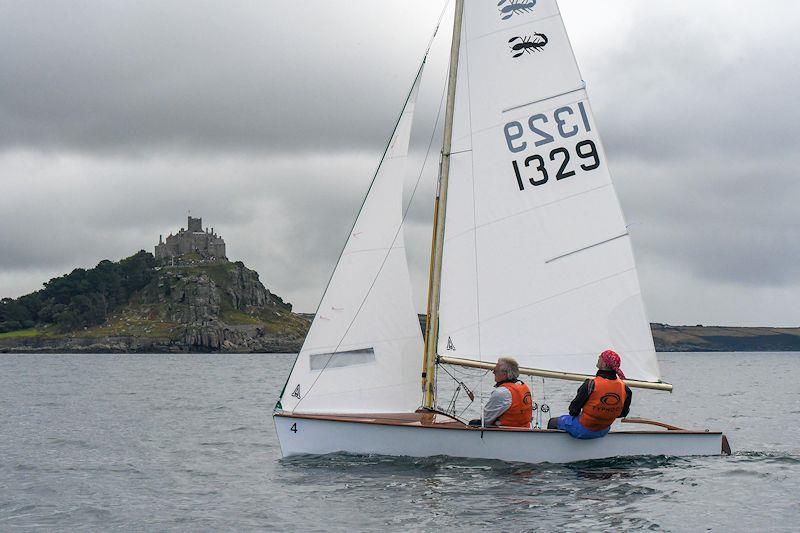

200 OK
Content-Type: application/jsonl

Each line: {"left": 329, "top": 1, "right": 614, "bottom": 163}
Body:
{"left": 273, "top": 411, "right": 723, "bottom": 436}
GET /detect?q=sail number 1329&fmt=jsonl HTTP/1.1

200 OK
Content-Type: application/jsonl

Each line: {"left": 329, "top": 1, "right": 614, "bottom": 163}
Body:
{"left": 502, "top": 102, "right": 601, "bottom": 191}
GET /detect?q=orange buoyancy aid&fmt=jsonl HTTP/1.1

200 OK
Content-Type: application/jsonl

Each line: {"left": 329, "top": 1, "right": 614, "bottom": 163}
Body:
{"left": 579, "top": 376, "right": 627, "bottom": 431}
{"left": 497, "top": 381, "right": 533, "bottom": 428}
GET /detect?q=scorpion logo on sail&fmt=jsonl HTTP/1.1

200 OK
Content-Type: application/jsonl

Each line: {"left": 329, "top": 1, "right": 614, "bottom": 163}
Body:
{"left": 498, "top": 0, "right": 537, "bottom": 20}
{"left": 508, "top": 33, "right": 548, "bottom": 58}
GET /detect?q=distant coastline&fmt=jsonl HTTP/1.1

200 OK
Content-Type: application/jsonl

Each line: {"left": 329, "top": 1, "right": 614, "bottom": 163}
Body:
{"left": 649, "top": 323, "right": 800, "bottom": 352}
{"left": 415, "top": 316, "right": 800, "bottom": 354}
{"left": 5, "top": 316, "right": 799, "bottom": 354}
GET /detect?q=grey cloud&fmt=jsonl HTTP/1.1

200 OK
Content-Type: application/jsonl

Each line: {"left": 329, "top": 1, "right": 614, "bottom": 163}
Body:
{"left": 616, "top": 154, "right": 800, "bottom": 289}
{"left": 1, "top": 0, "right": 799, "bottom": 325}
{"left": 0, "top": 1, "right": 447, "bottom": 154}
{"left": 0, "top": 150, "right": 385, "bottom": 311}
{"left": 556, "top": 0, "right": 800, "bottom": 303}
{"left": 584, "top": 2, "right": 800, "bottom": 161}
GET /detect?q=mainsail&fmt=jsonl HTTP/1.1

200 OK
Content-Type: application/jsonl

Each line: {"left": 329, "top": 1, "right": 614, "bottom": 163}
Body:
{"left": 280, "top": 76, "right": 425, "bottom": 414}
{"left": 436, "top": 0, "right": 661, "bottom": 383}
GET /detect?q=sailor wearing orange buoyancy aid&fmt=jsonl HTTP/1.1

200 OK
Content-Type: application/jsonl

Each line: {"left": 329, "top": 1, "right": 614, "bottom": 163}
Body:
{"left": 547, "top": 350, "right": 633, "bottom": 439}
{"left": 467, "top": 357, "right": 533, "bottom": 428}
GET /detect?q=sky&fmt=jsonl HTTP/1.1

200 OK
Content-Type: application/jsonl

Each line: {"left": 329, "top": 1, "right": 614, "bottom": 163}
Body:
{"left": 1, "top": 0, "right": 798, "bottom": 327}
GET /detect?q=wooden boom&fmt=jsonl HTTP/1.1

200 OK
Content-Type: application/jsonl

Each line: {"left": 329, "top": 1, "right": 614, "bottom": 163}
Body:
{"left": 438, "top": 355, "right": 674, "bottom": 392}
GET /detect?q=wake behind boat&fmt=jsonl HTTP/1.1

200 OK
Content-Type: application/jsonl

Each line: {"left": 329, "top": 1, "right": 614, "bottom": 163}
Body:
{"left": 273, "top": 0, "right": 729, "bottom": 463}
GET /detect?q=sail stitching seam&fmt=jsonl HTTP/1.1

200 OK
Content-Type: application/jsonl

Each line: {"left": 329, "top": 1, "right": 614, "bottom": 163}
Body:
{"left": 303, "top": 333, "right": 423, "bottom": 353}
{"left": 443, "top": 183, "right": 613, "bottom": 242}
{"left": 466, "top": 12, "right": 562, "bottom": 42}
{"left": 342, "top": 246, "right": 407, "bottom": 256}
{"left": 443, "top": 267, "right": 637, "bottom": 338}
{"left": 502, "top": 84, "right": 586, "bottom": 114}
{"left": 290, "top": 381, "right": 424, "bottom": 399}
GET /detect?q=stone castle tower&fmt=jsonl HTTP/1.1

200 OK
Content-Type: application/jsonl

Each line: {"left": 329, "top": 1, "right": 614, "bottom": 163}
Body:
{"left": 155, "top": 216, "right": 227, "bottom": 264}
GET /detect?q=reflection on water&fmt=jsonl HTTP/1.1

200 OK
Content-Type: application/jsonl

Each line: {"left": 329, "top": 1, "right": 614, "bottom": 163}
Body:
{"left": 0, "top": 352, "right": 798, "bottom": 531}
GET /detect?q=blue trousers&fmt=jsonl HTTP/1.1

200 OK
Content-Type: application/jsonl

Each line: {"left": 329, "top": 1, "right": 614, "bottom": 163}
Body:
{"left": 557, "top": 415, "right": 610, "bottom": 439}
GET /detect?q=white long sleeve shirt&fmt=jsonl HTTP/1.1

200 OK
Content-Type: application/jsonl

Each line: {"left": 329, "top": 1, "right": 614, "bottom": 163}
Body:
{"left": 483, "top": 386, "right": 512, "bottom": 425}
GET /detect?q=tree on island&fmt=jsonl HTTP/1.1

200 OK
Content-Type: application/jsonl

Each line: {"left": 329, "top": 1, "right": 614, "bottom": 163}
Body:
{"left": 0, "top": 251, "right": 156, "bottom": 334}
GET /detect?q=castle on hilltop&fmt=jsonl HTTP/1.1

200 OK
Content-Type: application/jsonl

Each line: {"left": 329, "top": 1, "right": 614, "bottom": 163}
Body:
{"left": 155, "top": 216, "right": 227, "bottom": 264}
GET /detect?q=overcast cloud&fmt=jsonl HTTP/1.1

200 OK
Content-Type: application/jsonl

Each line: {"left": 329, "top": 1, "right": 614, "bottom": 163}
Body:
{"left": 1, "top": 0, "right": 798, "bottom": 327}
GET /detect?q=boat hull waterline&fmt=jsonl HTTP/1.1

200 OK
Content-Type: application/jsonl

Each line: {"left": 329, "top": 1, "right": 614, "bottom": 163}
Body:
{"left": 274, "top": 412, "right": 727, "bottom": 463}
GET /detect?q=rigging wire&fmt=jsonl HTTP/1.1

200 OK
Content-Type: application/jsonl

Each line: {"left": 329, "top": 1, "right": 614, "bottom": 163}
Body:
{"left": 530, "top": 375, "right": 540, "bottom": 428}
{"left": 439, "top": 364, "right": 475, "bottom": 412}
{"left": 437, "top": 363, "right": 492, "bottom": 421}
{"left": 480, "top": 368, "right": 485, "bottom": 427}
{"left": 540, "top": 377, "right": 550, "bottom": 427}
{"left": 291, "top": 1, "right": 453, "bottom": 411}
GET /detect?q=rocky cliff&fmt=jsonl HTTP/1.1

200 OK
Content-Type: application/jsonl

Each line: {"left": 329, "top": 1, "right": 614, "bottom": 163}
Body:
{"left": 0, "top": 261, "right": 309, "bottom": 353}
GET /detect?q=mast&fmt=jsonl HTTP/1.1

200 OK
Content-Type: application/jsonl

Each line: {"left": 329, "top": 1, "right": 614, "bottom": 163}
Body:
{"left": 422, "top": 0, "right": 464, "bottom": 409}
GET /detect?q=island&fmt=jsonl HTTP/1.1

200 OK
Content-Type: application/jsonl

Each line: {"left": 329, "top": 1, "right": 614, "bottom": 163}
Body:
{"left": 2, "top": 215, "right": 798, "bottom": 353}
{"left": 0, "top": 215, "right": 308, "bottom": 353}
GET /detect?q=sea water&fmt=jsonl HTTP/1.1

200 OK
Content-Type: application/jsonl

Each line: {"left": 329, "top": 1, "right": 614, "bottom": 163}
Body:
{"left": 1, "top": 352, "right": 797, "bottom": 531}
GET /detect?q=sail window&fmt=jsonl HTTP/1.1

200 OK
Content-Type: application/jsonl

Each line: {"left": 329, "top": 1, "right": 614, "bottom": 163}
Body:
{"left": 309, "top": 348, "right": 376, "bottom": 371}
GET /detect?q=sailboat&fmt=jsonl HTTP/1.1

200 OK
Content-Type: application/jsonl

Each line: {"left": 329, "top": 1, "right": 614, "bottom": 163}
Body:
{"left": 273, "top": 0, "right": 729, "bottom": 463}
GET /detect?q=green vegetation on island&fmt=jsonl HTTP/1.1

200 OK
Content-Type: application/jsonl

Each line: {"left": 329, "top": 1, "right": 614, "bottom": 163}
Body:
{"left": 0, "top": 252, "right": 308, "bottom": 353}
{"left": 1, "top": 215, "right": 312, "bottom": 353}
{"left": 0, "top": 251, "right": 156, "bottom": 334}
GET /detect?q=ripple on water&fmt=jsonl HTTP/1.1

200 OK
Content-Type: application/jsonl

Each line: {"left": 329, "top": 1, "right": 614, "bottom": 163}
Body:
{"left": 733, "top": 450, "right": 800, "bottom": 463}
{"left": 3, "top": 353, "right": 800, "bottom": 531}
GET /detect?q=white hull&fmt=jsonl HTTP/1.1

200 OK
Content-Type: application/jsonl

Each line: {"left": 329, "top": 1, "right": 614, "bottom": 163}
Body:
{"left": 274, "top": 412, "right": 726, "bottom": 464}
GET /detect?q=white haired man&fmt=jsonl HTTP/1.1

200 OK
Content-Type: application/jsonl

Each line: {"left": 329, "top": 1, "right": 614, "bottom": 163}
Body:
{"left": 468, "top": 357, "right": 533, "bottom": 428}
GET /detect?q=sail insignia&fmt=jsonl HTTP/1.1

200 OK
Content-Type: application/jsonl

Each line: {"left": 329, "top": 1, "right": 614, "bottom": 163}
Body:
{"left": 499, "top": 0, "right": 538, "bottom": 21}
{"left": 509, "top": 34, "right": 549, "bottom": 57}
